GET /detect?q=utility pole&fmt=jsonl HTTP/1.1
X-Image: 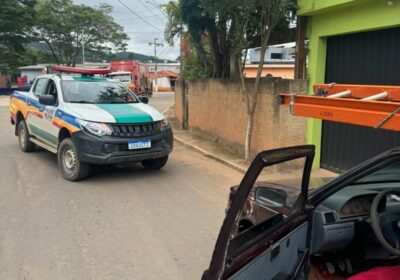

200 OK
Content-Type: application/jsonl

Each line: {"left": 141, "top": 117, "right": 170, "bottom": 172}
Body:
{"left": 82, "top": 31, "right": 86, "bottom": 69}
{"left": 180, "top": 34, "right": 188, "bottom": 129}
{"left": 82, "top": 41, "right": 85, "bottom": 68}
{"left": 294, "top": 17, "right": 307, "bottom": 79}
{"left": 149, "top": 38, "right": 163, "bottom": 93}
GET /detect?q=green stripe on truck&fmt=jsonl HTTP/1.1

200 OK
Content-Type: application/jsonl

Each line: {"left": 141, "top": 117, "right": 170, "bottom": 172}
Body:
{"left": 96, "top": 104, "right": 153, "bottom": 123}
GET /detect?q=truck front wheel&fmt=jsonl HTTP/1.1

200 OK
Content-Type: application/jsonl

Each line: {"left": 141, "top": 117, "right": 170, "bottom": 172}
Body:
{"left": 58, "top": 138, "right": 90, "bottom": 181}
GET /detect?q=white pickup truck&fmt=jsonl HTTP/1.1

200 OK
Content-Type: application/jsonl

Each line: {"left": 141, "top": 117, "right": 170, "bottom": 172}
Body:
{"left": 10, "top": 67, "right": 173, "bottom": 181}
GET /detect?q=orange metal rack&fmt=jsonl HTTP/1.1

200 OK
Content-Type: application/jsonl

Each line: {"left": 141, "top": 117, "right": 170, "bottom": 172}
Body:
{"left": 280, "top": 84, "right": 400, "bottom": 132}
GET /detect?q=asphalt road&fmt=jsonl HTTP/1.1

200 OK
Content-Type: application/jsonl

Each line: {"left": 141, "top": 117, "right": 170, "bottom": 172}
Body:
{"left": 0, "top": 93, "right": 243, "bottom": 280}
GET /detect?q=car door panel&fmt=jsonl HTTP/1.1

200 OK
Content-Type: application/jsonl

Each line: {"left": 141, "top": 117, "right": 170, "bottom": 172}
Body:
{"left": 35, "top": 79, "right": 59, "bottom": 147}
{"left": 228, "top": 222, "right": 308, "bottom": 280}
{"left": 26, "top": 96, "right": 46, "bottom": 138}
{"left": 202, "top": 146, "right": 315, "bottom": 280}
{"left": 26, "top": 78, "right": 48, "bottom": 140}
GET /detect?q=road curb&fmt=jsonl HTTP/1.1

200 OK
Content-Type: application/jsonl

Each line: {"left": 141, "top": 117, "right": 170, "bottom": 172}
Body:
{"left": 162, "top": 103, "right": 174, "bottom": 115}
{"left": 173, "top": 135, "right": 247, "bottom": 173}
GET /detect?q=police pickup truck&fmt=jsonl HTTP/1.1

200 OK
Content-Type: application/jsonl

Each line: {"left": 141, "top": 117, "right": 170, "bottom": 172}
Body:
{"left": 9, "top": 66, "right": 173, "bottom": 181}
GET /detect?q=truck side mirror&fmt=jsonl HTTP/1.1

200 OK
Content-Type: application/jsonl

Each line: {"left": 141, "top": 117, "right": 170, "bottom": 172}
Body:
{"left": 139, "top": 96, "right": 149, "bottom": 104}
{"left": 39, "top": 94, "right": 57, "bottom": 106}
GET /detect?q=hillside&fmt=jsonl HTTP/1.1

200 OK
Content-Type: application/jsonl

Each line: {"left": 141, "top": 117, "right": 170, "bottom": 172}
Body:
{"left": 28, "top": 43, "right": 175, "bottom": 64}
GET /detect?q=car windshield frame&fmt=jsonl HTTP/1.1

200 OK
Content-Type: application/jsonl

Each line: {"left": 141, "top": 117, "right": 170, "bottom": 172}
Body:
{"left": 61, "top": 79, "right": 139, "bottom": 104}
{"left": 352, "top": 160, "right": 400, "bottom": 185}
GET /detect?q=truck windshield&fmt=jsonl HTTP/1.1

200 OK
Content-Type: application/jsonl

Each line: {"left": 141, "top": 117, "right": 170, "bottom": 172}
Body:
{"left": 62, "top": 81, "right": 139, "bottom": 104}
{"left": 108, "top": 74, "right": 131, "bottom": 83}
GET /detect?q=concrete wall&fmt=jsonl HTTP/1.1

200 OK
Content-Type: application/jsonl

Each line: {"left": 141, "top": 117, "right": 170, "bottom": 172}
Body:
{"left": 176, "top": 78, "right": 308, "bottom": 158}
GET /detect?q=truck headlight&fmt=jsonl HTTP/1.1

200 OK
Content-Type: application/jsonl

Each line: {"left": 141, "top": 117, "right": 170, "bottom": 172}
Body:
{"left": 160, "top": 119, "right": 170, "bottom": 131}
{"left": 77, "top": 119, "right": 112, "bottom": 136}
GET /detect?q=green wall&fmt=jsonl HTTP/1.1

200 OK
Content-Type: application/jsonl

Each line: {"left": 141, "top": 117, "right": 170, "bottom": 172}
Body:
{"left": 298, "top": 0, "right": 367, "bottom": 15}
{"left": 300, "top": 0, "right": 400, "bottom": 167}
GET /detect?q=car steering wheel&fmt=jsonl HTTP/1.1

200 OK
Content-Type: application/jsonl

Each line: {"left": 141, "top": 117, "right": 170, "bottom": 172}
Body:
{"left": 370, "top": 189, "right": 400, "bottom": 256}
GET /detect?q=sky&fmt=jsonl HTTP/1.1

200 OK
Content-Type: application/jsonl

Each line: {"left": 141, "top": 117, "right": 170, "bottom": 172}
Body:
{"left": 73, "top": 0, "right": 180, "bottom": 61}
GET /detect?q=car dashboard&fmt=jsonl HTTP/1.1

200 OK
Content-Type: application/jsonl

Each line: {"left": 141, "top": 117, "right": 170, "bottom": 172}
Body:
{"left": 339, "top": 193, "right": 375, "bottom": 218}
{"left": 311, "top": 182, "right": 400, "bottom": 254}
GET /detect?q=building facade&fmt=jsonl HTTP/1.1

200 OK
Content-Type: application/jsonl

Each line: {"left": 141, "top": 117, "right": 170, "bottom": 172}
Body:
{"left": 150, "top": 70, "right": 178, "bottom": 92}
{"left": 244, "top": 64, "right": 294, "bottom": 79}
{"left": 18, "top": 65, "right": 48, "bottom": 84}
{"left": 300, "top": 0, "right": 400, "bottom": 171}
{"left": 147, "top": 63, "right": 180, "bottom": 74}
{"left": 248, "top": 42, "right": 295, "bottom": 64}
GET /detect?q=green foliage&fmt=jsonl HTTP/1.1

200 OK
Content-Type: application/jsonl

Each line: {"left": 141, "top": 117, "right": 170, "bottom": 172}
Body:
{"left": 33, "top": 0, "right": 129, "bottom": 66}
{"left": 0, "top": 0, "right": 36, "bottom": 72}
{"left": 164, "top": 1, "right": 183, "bottom": 46}
{"left": 105, "top": 52, "right": 167, "bottom": 63}
{"left": 164, "top": 0, "right": 296, "bottom": 79}
{"left": 182, "top": 51, "right": 208, "bottom": 80}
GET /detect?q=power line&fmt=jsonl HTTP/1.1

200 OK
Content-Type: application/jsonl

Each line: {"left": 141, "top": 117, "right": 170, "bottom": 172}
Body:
{"left": 158, "top": 46, "right": 170, "bottom": 56}
{"left": 138, "top": 0, "right": 166, "bottom": 23}
{"left": 158, "top": 37, "right": 179, "bottom": 59}
{"left": 125, "top": 31, "right": 164, "bottom": 34}
{"left": 117, "top": 13, "right": 165, "bottom": 22}
{"left": 146, "top": 0, "right": 168, "bottom": 20}
{"left": 116, "top": 0, "right": 163, "bottom": 32}
{"left": 159, "top": 47, "right": 174, "bottom": 58}
{"left": 158, "top": 38, "right": 176, "bottom": 56}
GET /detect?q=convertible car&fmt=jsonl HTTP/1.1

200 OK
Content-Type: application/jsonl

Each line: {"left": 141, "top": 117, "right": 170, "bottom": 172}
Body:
{"left": 202, "top": 145, "right": 400, "bottom": 280}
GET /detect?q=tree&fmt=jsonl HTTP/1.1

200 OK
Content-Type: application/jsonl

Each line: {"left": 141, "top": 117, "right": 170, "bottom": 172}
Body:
{"left": 234, "top": 0, "right": 296, "bottom": 160}
{"left": 166, "top": 0, "right": 295, "bottom": 159}
{"left": 165, "top": 0, "right": 295, "bottom": 80}
{"left": 33, "top": 0, "right": 128, "bottom": 66}
{"left": 0, "top": 0, "right": 36, "bottom": 71}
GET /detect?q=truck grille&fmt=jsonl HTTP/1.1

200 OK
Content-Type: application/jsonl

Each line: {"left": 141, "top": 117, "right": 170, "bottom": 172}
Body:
{"left": 110, "top": 122, "right": 161, "bottom": 137}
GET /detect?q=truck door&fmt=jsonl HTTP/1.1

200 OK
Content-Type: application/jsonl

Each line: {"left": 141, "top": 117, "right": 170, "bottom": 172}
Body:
{"left": 37, "top": 78, "right": 59, "bottom": 148}
{"left": 27, "top": 78, "right": 49, "bottom": 141}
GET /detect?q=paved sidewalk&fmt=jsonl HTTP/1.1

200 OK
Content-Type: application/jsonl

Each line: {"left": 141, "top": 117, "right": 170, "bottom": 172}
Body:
{"left": 165, "top": 105, "right": 338, "bottom": 187}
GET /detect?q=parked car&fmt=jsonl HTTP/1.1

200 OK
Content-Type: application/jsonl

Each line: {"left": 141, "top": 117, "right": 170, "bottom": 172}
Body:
{"left": 202, "top": 145, "right": 400, "bottom": 280}
{"left": 9, "top": 73, "right": 173, "bottom": 181}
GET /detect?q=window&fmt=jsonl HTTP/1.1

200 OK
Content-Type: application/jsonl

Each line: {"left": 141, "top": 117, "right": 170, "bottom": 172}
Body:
{"left": 108, "top": 74, "right": 131, "bottom": 83}
{"left": 62, "top": 80, "right": 139, "bottom": 104}
{"left": 33, "top": 78, "right": 48, "bottom": 96}
{"left": 45, "top": 80, "right": 58, "bottom": 104}
{"left": 271, "top": 53, "right": 283, "bottom": 59}
{"left": 354, "top": 160, "right": 400, "bottom": 184}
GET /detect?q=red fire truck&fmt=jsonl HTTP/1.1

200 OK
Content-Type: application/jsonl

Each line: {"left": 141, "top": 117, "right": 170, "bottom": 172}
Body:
{"left": 108, "top": 61, "right": 152, "bottom": 96}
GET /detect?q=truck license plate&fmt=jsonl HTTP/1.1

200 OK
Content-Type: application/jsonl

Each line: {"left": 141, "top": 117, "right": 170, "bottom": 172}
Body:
{"left": 128, "top": 140, "right": 151, "bottom": 150}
